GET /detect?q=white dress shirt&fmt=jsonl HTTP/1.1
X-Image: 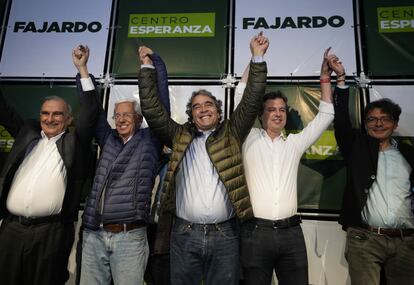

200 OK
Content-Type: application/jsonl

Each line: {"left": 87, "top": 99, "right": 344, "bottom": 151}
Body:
{"left": 243, "top": 101, "right": 334, "bottom": 220}
{"left": 175, "top": 130, "right": 235, "bottom": 223}
{"left": 362, "top": 140, "right": 414, "bottom": 228}
{"left": 6, "top": 131, "right": 67, "bottom": 217}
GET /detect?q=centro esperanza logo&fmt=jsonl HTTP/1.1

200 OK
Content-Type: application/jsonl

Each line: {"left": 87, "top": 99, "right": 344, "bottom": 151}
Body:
{"left": 128, "top": 13, "right": 215, "bottom": 38}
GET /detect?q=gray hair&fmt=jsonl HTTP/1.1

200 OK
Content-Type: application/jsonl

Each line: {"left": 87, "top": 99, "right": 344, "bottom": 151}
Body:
{"left": 185, "top": 89, "right": 223, "bottom": 124}
{"left": 113, "top": 98, "right": 142, "bottom": 117}
{"left": 41, "top": 96, "right": 72, "bottom": 116}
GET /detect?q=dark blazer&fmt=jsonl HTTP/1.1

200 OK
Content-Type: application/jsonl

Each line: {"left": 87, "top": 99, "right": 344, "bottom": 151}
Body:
{"left": 0, "top": 89, "right": 99, "bottom": 222}
{"left": 333, "top": 87, "right": 414, "bottom": 230}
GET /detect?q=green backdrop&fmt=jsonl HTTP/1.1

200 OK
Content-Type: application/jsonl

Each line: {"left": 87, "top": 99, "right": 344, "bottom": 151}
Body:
{"left": 111, "top": 0, "right": 228, "bottom": 78}
{"left": 364, "top": 1, "right": 414, "bottom": 76}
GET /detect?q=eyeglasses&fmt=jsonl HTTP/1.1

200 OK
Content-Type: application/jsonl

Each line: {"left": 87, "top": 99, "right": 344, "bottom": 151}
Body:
{"left": 365, "top": 116, "right": 394, "bottom": 126}
{"left": 113, "top": 112, "right": 136, "bottom": 120}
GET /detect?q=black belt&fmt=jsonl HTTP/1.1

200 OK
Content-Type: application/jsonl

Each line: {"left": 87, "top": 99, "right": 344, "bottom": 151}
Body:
{"left": 175, "top": 217, "right": 237, "bottom": 232}
{"left": 250, "top": 215, "right": 301, "bottom": 229}
{"left": 361, "top": 225, "right": 414, "bottom": 238}
{"left": 7, "top": 214, "right": 62, "bottom": 226}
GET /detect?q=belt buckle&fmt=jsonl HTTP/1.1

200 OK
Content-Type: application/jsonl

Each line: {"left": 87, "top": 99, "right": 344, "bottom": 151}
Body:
{"left": 376, "top": 227, "right": 383, "bottom": 235}
{"left": 19, "top": 216, "right": 31, "bottom": 226}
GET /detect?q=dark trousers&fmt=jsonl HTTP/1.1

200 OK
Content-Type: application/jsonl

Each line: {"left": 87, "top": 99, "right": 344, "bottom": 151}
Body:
{"left": 145, "top": 253, "right": 171, "bottom": 285}
{"left": 170, "top": 217, "right": 239, "bottom": 285}
{"left": 0, "top": 217, "right": 75, "bottom": 285}
{"left": 241, "top": 219, "right": 308, "bottom": 285}
{"left": 346, "top": 227, "right": 414, "bottom": 285}
{"left": 144, "top": 223, "right": 171, "bottom": 285}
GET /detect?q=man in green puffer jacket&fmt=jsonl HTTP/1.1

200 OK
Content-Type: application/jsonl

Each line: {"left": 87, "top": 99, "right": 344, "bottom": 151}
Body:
{"left": 138, "top": 32, "right": 268, "bottom": 285}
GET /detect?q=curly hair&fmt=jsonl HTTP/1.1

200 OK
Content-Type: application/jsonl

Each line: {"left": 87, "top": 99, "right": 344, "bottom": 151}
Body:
{"left": 185, "top": 89, "right": 223, "bottom": 125}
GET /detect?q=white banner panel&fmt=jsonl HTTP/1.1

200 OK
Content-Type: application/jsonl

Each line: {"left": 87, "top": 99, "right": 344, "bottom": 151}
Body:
{"left": 369, "top": 85, "right": 414, "bottom": 137}
{"left": 108, "top": 85, "right": 224, "bottom": 128}
{"left": 0, "top": 0, "right": 112, "bottom": 77}
{"left": 169, "top": 86, "right": 225, "bottom": 124}
{"left": 234, "top": 0, "right": 356, "bottom": 77}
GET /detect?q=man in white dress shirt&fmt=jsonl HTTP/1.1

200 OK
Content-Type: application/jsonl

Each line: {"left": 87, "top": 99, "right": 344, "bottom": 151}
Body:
{"left": 238, "top": 48, "right": 336, "bottom": 285}
{"left": 0, "top": 46, "right": 98, "bottom": 285}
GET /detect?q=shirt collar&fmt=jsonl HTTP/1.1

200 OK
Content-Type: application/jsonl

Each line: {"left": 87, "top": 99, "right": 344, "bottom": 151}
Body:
{"left": 196, "top": 129, "right": 214, "bottom": 137}
{"left": 123, "top": 135, "right": 133, "bottom": 144}
{"left": 390, "top": 138, "right": 398, "bottom": 149}
{"left": 259, "top": 128, "right": 286, "bottom": 141}
{"left": 40, "top": 130, "right": 65, "bottom": 143}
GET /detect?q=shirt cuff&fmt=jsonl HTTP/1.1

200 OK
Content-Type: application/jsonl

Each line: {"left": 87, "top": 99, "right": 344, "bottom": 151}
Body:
{"left": 236, "top": 82, "right": 246, "bottom": 97}
{"left": 251, "top": 56, "right": 264, "bottom": 63}
{"left": 141, "top": 64, "right": 155, "bottom": 69}
{"left": 319, "top": 100, "right": 334, "bottom": 115}
{"left": 80, "top": 77, "right": 95, "bottom": 92}
{"left": 337, "top": 84, "right": 349, "bottom": 89}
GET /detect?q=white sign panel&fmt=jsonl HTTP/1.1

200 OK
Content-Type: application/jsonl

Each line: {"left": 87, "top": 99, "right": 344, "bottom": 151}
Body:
{"left": 0, "top": 0, "right": 112, "bottom": 77}
{"left": 369, "top": 85, "right": 414, "bottom": 137}
{"left": 235, "top": 0, "right": 356, "bottom": 77}
{"left": 169, "top": 86, "right": 225, "bottom": 124}
{"left": 108, "top": 85, "right": 224, "bottom": 128}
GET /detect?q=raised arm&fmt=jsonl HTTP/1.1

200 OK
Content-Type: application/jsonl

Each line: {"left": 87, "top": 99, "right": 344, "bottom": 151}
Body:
{"left": 138, "top": 46, "right": 179, "bottom": 147}
{"left": 320, "top": 47, "right": 334, "bottom": 104}
{"left": 72, "top": 45, "right": 103, "bottom": 146}
{"left": 328, "top": 54, "right": 346, "bottom": 87}
{"left": 0, "top": 90, "right": 24, "bottom": 138}
{"left": 230, "top": 32, "right": 268, "bottom": 142}
{"left": 149, "top": 51, "right": 171, "bottom": 114}
{"left": 234, "top": 63, "right": 250, "bottom": 107}
{"left": 291, "top": 48, "right": 336, "bottom": 152}
{"left": 329, "top": 54, "right": 353, "bottom": 158}
{"left": 72, "top": 45, "right": 90, "bottom": 79}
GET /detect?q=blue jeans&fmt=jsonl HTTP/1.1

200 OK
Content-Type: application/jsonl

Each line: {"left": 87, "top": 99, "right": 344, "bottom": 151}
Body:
{"left": 345, "top": 226, "right": 414, "bottom": 285}
{"left": 170, "top": 217, "right": 239, "bottom": 285}
{"left": 241, "top": 219, "right": 308, "bottom": 285}
{"left": 80, "top": 226, "right": 149, "bottom": 285}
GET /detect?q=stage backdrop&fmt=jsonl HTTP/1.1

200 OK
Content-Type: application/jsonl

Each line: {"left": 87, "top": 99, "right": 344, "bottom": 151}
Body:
{"left": 111, "top": 0, "right": 228, "bottom": 78}
{"left": 0, "top": 0, "right": 112, "bottom": 77}
{"left": 369, "top": 85, "right": 414, "bottom": 137}
{"left": 364, "top": 1, "right": 414, "bottom": 76}
{"left": 0, "top": 0, "right": 6, "bottom": 25}
{"left": 107, "top": 85, "right": 225, "bottom": 127}
{"left": 234, "top": 0, "right": 357, "bottom": 77}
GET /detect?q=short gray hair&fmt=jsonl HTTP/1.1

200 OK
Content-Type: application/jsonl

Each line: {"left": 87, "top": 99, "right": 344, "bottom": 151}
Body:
{"left": 41, "top": 96, "right": 72, "bottom": 116}
{"left": 113, "top": 98, "right": 142, "bottom": 117}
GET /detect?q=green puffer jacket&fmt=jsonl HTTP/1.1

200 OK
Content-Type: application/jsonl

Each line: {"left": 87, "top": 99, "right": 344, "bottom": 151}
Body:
{"left": 139, "top": 62, "right": 267, "bottom": 222}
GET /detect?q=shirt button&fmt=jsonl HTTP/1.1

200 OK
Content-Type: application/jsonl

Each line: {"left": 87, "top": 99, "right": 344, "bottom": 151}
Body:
{"left": 364, "top": 189, "right": 369, "bottom": 194}
{"left": 370, "top": 175, "right": 376, "bottom": 180}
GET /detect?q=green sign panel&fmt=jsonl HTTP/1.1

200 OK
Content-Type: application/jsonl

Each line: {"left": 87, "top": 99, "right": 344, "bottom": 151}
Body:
{"left": 112, "top": 0, "right": 228, "bottom": 77}
{"left": 364, "top": 1, "right": 414, "bottom": 76}
{"left": 128, "top": 13, "right": 215, "bottom": 38}
{"left": 0, "top": 126, "right": 13, "bottom": 153}
{"left": 303, "top": 131, "right": 340, "bottom": 160}
{"left": 377, "top": 6, "right": 414, "bottom": 33}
